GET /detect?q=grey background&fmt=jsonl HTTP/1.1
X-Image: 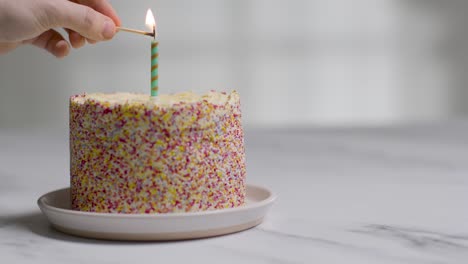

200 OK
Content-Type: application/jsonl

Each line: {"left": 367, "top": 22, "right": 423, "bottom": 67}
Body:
{"left": 1, "top": 0, "right": 468, "bottom": 130}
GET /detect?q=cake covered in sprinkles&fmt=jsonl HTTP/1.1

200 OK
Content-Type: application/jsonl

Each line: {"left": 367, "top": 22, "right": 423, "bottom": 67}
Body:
{"left": 69, "top": 91, "right": 246, "bottom": 214}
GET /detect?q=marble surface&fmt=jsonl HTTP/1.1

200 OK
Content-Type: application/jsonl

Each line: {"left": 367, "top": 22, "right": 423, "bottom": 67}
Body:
{"left": 1, "top": 123, "right": 468, "bottom": 263}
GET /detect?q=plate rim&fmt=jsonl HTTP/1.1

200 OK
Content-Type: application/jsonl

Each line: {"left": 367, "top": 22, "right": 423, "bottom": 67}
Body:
{"left": 37, "top": 184, "right": 276, "bottom": 219}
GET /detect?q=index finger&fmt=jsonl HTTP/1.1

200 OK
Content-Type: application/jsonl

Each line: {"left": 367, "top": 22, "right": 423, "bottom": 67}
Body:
{"left": 76, "top": 0, "right": 121, "bottom": 26}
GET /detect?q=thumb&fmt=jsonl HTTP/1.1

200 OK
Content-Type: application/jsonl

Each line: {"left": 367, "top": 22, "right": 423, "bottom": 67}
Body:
{"left": 45, "top": 1, "right": 116, "bottom": 41}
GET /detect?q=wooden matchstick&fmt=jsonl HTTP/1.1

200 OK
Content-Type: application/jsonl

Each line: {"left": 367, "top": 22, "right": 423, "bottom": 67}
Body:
{"left": 117, "top": 27, "right": 154, "bottom": 37}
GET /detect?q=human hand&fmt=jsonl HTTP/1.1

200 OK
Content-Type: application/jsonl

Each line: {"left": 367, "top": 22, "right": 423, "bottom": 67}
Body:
{"left": 0, "top": 0, "right": 121, "bottom": 58}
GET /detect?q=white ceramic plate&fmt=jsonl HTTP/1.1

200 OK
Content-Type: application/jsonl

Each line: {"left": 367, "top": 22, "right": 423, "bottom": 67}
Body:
{"left": 37, "top": 184, "right": 275, "bottom": 241}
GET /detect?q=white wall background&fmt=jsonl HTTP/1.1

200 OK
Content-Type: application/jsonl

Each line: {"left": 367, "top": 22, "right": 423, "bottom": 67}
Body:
{"left": 0, "top": 0, "right": 466, "bottom": 130}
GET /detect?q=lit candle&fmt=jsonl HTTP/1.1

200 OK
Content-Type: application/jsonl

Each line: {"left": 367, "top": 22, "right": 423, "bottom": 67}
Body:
{"left": 146, "top": 9, "right": 158, "bottom": 97}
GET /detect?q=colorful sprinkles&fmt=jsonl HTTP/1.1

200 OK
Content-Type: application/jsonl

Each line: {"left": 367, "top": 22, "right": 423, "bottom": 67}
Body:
{"left": 69, "top": 91, "right": 246, "bottom": 214}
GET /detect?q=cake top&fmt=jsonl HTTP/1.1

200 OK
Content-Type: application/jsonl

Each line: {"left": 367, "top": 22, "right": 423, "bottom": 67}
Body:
{"left": 71, "top": 90, "right": 236, "bottom": 107}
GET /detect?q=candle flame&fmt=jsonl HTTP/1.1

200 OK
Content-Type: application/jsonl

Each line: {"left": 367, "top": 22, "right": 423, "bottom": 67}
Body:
{"left": 145, "top": 9, "right": 156, "bottom": 36}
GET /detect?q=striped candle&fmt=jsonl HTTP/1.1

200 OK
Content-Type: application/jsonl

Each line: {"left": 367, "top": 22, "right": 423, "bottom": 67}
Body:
{"left": 151, "top": 41, "right": 159, "bottom": 97}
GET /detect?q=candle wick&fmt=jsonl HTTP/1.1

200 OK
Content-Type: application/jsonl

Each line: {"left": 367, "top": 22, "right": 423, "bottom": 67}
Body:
{"left": 153, "top": 26, "right": 156, "bottom": 40}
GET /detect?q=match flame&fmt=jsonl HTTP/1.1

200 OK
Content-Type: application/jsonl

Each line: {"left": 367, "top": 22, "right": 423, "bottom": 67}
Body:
{"left": 145, "top": 9, "right": 156, "bottom": 36}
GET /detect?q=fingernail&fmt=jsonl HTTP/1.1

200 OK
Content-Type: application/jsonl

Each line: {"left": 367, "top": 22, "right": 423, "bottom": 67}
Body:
{"left": 102, "top": 20, "right": 115, "bottom": 40}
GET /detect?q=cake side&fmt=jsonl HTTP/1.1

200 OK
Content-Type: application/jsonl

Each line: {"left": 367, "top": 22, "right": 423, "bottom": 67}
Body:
{"left": 70, "top": 91, "right": 246, "bottom": 213}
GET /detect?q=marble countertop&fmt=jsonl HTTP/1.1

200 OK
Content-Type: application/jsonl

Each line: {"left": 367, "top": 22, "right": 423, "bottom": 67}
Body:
{"left": 1, "top": 123, "right": 468, "bottom": 263}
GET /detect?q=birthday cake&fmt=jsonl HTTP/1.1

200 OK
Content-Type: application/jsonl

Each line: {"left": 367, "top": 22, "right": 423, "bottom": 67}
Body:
{"left": 69, "top": 91, "right": 246, "bottom": 213}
